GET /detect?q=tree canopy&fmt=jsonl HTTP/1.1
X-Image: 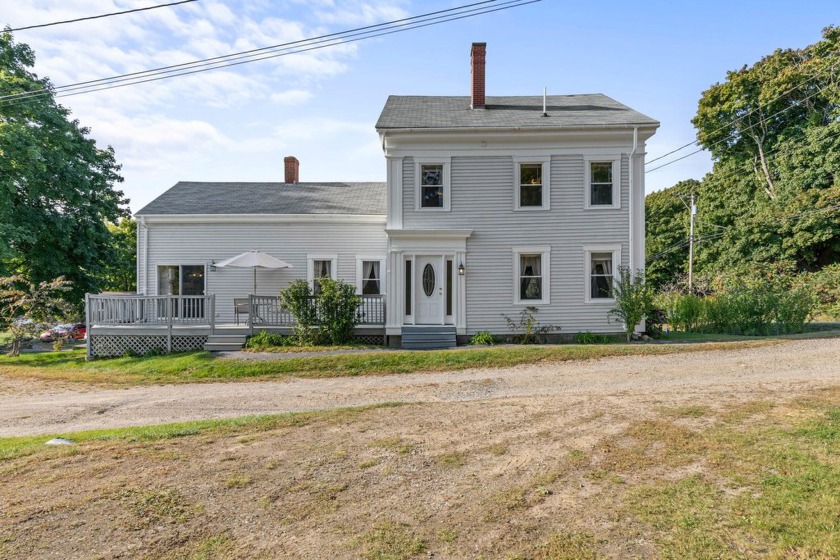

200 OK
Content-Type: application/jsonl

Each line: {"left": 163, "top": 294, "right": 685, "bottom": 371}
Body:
{"left": 647, "top": 26, "right": 840, "bottom": 287}
{"left": 0, "top": 31, "right": 128, "bottom": 305}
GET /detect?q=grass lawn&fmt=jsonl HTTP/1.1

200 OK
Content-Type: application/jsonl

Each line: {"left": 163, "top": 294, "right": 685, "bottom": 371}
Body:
{"left": 2, "top": 386, "right": 839, "bottom": 558}
{"left": 0, "top": 338, "right": 789, "bottom": 386}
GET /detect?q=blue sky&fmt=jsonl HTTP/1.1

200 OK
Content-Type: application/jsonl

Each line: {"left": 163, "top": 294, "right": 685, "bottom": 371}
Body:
{"left": 7, "top": 1, "right": 838, "bottom": 212}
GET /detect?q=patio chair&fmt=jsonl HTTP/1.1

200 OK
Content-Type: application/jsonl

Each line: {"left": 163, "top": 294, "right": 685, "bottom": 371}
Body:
{"left": 234, "top": 298, "right": 251, "bottom": 325}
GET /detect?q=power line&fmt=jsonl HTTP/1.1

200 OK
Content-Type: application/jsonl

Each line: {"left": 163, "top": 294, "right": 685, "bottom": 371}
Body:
{"left": 0, "top": 0, "right": 538, "bottom": 105}
{"left": 7, "top": 0, "right": 197, "bottom": 32}
{"left": 645, "top": 69, "right": 828, "bottom": 166}
{"left": 645, "top": 84, "right": 833, "bottom": 174}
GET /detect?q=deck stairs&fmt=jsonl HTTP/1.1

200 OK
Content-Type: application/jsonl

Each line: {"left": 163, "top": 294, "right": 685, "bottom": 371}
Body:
{"left": 204, "top": 327, "right": 249, "bottom": 352}
{"left": 401, "top": 326, "right": 457, "bottom": 350}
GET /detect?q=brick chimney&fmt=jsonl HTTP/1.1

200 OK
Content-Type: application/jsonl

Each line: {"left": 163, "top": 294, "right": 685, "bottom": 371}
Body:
{"left": 470, "top": 42, "right": 486, "bottom": 110}
{"left": 284, "top": 156, "right": 299, "bottom": 184}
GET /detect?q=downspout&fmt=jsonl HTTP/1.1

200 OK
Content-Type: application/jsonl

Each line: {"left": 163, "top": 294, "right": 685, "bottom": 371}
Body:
{"left": 628, "top": 127, "right": 639, "bottom": 272}
{"left": 139, "top": 216, "right": 148, "bottom": 295}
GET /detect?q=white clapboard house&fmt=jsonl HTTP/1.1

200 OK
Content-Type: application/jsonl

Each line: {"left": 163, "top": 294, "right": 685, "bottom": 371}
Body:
{"left": 86, "top": 43, "right": 658, "bottom": 356}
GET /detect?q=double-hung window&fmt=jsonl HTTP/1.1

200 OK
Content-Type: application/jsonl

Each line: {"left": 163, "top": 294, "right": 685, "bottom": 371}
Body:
{"left": 584, "top": 247, "right": 620, "bottom": 302}
{"left": 514, "top": 157, "right": 550, "bottom": 210}
{"left": 356, "top": 257, "right": 385, "bottom": 295}
{"left": 584, "top": 157, "right": 620, "bottom": 209}
{"left": 308, "top": 255, "right": 336, "bottom": 295}
{"left": 415, "top": 158, "right": 451, "bottom": 211}
{"left": 513, "top": 247, "right": 551, "bottom": 305}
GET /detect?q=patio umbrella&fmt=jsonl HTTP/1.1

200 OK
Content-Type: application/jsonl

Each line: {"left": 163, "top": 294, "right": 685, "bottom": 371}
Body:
{"left": 214, "top": 250, "right": 293, "bottom": 293}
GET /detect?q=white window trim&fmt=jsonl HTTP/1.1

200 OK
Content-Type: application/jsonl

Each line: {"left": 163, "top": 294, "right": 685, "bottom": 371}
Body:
{"left": 512, "top": 246, "right": 551, "bottom": 305}
{"left": 414, "top": 157, "right": 451, "bottom": 212}
{"left": 513, "top": 156, "right": 551, "bottom": 211}
{"left": 584, "top": 156, "right": 621, "bottom": 210}
{"left": 584, "top": 245, "right": 621, "bottom": 304}
{"left": 307, "top": 254, "right": 337, "bottom": 289}
{"left": 355, "top": 256, "right": 386, "bottom": 295}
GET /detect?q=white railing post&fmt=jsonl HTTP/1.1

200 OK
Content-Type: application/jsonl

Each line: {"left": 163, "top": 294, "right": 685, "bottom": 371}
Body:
{"left": 249, "top": 294, "right": 254, "bottom": 336}
{"left": 210, "top": 294, "right": 215, "bottom": 334}
{"left": 167, "top": 296, "right": 173, "bottom": 353}
{"left": 85, "top": 294, "right": 93, "bottom": 361}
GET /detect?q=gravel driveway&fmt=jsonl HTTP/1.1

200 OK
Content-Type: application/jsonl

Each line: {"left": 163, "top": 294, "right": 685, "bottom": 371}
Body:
{"left": 2, "top": 337, "right": 839, "bottom": 437}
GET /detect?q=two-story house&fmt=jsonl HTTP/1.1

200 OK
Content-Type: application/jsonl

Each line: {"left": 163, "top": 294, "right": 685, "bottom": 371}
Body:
{"left": 377, "top": 43, "right": 658, "bottom": 346}
{"left": 101, "top": 42, "right": 657, "bottom": 356}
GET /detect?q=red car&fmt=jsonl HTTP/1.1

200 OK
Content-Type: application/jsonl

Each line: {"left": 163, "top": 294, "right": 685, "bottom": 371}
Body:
{"left": 39, "top": 323, "right": 87, "bottom": 343}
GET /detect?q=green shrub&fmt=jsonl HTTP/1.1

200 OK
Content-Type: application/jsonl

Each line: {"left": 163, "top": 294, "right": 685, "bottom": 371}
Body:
{"left": 279, "top": 278, "right": 361, "bottom": 346}
{"left": 315, "top": 278, "right": 361, "bottom": 345}
{"left": 609, "top": 267, "right": 655, "bottom": 342}
{"left": 659, "top": 273, "right": 816, "bottom": 336}
{"left": 660, "top": 292, "right": 705, "bottom": 332}
{"left": 279, "top": 280, "right": 319, "bottom": 345}
{"left": 501, "top": 306, "right": 557, "bottom": 344}
{"left": 573, "top": 331, "right": 611, "bottom": 344}
{"left": 469, "top": 331, "right": 496, "bottom": 345}
{"left": 245, "top": 331, "right": 287, "bottom": 349}
{"left": 807, "top": 264, "right": 840, "bottom": 320}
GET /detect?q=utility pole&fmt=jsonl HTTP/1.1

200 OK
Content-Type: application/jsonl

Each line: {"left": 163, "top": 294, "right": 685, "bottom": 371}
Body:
{"left": 688, "top": 194, "right": 697, "bottom": 291}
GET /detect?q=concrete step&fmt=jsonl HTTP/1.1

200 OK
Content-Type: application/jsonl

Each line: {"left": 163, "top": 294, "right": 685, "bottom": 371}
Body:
{"left": 401, "top": 326, "right": 457, "bottom": 350}
{"left": 204, "top": 334, "right": 247, "bottom": 352}
{"left": 204, "top": 342, "right": 246, "bottom": 352}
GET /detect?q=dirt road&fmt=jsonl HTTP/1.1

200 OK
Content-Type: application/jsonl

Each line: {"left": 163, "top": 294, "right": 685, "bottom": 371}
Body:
{"left": 2, "top": 337, "right": 839, "bottom": 437}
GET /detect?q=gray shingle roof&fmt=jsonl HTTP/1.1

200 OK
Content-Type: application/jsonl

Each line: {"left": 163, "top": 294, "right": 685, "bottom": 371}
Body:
{"left": 136, "top": 182, "right": 386, "bottom": 216}
{"left": 376, "top": 94, "right": 658, "bottom": 130}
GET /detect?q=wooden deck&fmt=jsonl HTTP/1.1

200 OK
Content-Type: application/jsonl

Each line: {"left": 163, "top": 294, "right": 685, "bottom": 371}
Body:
{"left": 85, "top": 293, "right": 386, "bottom": 358}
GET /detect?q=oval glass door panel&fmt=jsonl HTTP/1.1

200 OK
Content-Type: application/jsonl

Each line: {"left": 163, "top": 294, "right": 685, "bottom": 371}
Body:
{"left": 422, "top": 264, "right": 435, "bottom": 296}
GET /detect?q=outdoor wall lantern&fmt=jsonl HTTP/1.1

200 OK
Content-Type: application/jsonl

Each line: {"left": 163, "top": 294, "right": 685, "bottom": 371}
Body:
{"left": 209, "top": 260, "right": 217, "bottom": 272}
{"left": 458, "top": 262, "right": 465, "bottom": 276}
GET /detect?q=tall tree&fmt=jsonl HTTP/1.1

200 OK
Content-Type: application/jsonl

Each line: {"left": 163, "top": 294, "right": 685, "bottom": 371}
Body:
{"left": 100, "top": 218, "right": 137, "bottom": 292}
{"left": 0, "top": 31, "right": 128, "bottom": 305}
{"left": 647, "top": 26, "right": 840, "bottom": 286}
{"left": 645, "top": 179, "right": 699, "bottom": 288}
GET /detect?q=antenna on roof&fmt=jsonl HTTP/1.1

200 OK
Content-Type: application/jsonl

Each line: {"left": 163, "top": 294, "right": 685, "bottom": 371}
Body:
{"left": 542, "top": 86, "right": 548, "bottom": 117}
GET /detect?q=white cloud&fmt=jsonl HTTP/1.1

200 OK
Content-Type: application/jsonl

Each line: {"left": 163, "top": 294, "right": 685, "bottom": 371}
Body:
{"left": 270, "top": 89, "right": 312, "bottom": 105}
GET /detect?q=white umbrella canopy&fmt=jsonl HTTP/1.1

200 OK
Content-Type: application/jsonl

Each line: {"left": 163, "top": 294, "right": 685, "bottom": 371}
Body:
{"left": 214, "top": 250, "right": 293, "bottom": 293}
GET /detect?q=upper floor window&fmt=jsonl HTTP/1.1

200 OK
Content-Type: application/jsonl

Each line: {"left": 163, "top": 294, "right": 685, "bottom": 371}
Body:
{"left": 415, "top": 158, "right": 451, "bottom": 211}
{"left": 584, "top": 157, "right": 620, "bottom": 209}
{"left": 514, "top": 157, "right": 550, "bottom": 210}
{"left": 421, "top": 164, "right": 444, "bottom": 208}
{"left": 520, "top": 164, "right": 542, "bottom": 207}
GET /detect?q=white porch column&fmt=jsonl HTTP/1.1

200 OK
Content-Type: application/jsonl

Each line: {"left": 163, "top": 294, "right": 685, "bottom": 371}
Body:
{"left": 456, "top": 251, "right": 467, "bottom": 335}
{"left": 385, "top": 250, "right": 402, "bottom": 335}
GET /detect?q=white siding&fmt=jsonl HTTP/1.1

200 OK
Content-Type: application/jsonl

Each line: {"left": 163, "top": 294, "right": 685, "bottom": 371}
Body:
{"left": 142, "top": 220, "right": 387, "bottom": 323}
{"left": 401, "top": 154, "right": 631, "bottom": 334}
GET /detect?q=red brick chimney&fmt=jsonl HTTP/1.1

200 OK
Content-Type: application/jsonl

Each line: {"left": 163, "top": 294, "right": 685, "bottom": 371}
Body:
{"left": 284, "top": 156, "right": 299, "bottom": 184}
{"left": 470, "top": 42, "right": 486, "bottom": 110}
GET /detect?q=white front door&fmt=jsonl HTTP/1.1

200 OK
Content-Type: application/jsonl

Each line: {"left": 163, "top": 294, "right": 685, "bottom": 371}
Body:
{"left": 415, "top": 256, "right": 443, "bottom": 324}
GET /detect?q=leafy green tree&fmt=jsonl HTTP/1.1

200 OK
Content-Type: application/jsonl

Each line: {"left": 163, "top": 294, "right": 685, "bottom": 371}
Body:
{"left": 0, "top": 31, "right": 127, "bottom": 306}
{"left": 100, "top": 218, "right": 137, "bottom": 292}
{"left": 649, "top": 27, "right": 840, "bottom": 287}
{"left": 645, "top": 179, "right": 698, "bottom": 288}
{"left": 0, "top": 275, "right": 74, "bottom": 356}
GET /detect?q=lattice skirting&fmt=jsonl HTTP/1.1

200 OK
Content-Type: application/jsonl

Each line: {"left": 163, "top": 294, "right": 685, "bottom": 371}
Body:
{"left": 353, "top": 334, "right": 385, "bottom": 345}
{"left": 90, "top": 334, "right": 209, "bottom": 357}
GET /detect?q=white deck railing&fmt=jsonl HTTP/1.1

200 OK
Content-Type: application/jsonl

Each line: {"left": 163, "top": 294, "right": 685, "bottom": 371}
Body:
{"left": 247, "top": 294, "right": 385, "bottom": 329}
{"left": 86, "top": 294, "right": 216, "bottom": 327}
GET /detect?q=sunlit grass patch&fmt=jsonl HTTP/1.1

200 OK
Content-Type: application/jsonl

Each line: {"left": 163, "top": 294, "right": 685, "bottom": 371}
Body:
{"left": 0, "top": 338, "right": 786, "bottom": 386}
